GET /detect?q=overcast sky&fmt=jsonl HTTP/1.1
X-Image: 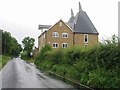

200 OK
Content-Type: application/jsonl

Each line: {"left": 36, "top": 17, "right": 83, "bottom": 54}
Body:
{"left": 0, "top": 0, "right": 119, "bottom": 47}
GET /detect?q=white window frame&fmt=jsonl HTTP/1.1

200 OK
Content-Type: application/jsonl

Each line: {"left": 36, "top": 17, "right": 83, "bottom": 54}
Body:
{"left": 52, "top": 32, "right": 59, "bottom": 37}
{"left": 62, "top": 43, "right": 68, "bottom": 48}
{"left": 84, "top": 34, "right": 88, "bottom": 43}
{"left": 62, "top": 33, "right": 68, "bottom": 38}
{"left": 52, "top": 43, "right": 59, "bottom": 48}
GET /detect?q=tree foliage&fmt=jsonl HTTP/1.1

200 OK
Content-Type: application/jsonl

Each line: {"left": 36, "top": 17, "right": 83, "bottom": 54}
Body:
{"left": 2, "top": 31, "right": 22, "bottom": 57}
{"left": 22, "top": 36, "right": 35, "bottom": 58}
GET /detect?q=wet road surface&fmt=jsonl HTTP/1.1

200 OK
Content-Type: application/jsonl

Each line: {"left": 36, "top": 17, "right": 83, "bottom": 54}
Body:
{"left": 0, "top": 58, "right": 73, "bottom": 89}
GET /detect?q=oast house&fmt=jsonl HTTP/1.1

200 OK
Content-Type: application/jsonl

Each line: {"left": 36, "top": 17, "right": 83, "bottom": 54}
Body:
{"left": 38, "top": 2, "right": 99, "bottom": 51}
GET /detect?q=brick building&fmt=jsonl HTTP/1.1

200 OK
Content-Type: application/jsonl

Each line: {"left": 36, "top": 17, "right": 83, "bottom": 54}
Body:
{"left": 38, "top": 2, "right": 99, "bottom": 51}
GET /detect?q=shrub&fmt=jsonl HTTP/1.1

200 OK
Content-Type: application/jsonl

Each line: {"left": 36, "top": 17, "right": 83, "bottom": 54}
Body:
{"left": 21, "top": 51, "right": 27, "bottom": 60}
{"left": 52, "top": 49, "right": 64, "bottom": 64}
{"left": 34, "top": 35, "right": 119, "bottom": 88}
{"left": 35, "top": 44, "right": 51, "bottom": 65}
{"left": 74, "top": 60, "right": 89, "bottom": 73}
{"left": 65, "top": 46, "right": 85, "bottom": 65}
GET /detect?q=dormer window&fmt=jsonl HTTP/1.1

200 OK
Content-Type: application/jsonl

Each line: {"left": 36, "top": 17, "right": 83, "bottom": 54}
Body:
{"left": 62, "top": 33, "right": 68, "bottom": 38}
{"left": 52, "top": 32, "right": 59, "bottom": 37}
{"left": 84, "top": 34, "right": 88, "bottom": 43}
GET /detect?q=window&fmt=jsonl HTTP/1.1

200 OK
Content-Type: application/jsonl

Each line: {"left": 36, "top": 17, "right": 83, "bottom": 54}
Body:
{"left": 52, "top": 43, "right": 59, "bottom": 48}
{"left": 52, "top": 32, "right": 59, "bottom": 37}
{"left": 62, "top": 33, "right": 68, "bottom": 38}
{"left": 84, "top": 34, "right": 88, "bottom": 43}
{"left": 62, "top": 43, "right": 68, "bottom": 48}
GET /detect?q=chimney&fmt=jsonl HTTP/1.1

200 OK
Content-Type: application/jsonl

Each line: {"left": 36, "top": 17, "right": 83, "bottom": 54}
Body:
{"left": 71, "top": 9, "right": 74, "bottom": 17}
{"left": 79, "top": 2, "right": 82, "bottom": 11}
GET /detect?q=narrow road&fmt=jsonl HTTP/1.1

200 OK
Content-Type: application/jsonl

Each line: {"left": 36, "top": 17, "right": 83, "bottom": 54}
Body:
{"left": 0, "top": 58, "right": 73, "bottom": 89}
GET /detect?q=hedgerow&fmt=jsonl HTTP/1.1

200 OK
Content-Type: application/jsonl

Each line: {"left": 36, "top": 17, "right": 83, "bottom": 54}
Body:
{"left": 35, "top": 36, "right": 119, "bottom": 88}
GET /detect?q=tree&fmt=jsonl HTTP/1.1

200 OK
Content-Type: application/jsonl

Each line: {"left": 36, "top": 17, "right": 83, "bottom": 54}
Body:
{"left": 2, "top": 31, "right": 12, "bottom": 55}
{"left": 2, "top": 31, "right": 22, "bottom": 57}
{"left": 22, "top": 36, "right": 35, "bottom": 58}
{"left": 11, "top": 37, "right": 22, "bottom": 57}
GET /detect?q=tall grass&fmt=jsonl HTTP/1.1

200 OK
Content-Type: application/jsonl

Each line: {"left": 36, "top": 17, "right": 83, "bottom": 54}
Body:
{"left": 0, "top": 55, "right": 11, "bottom": 70}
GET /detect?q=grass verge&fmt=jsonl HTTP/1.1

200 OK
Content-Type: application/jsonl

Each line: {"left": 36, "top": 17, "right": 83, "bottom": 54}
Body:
{"left": 0, "top": 55, "right": 11, "bottom": 70}
{"left": 0, "top": 55, "right": 2, "bottom": 70}
{"left": 22, "top": 57, "right": 35, "bottom": 63}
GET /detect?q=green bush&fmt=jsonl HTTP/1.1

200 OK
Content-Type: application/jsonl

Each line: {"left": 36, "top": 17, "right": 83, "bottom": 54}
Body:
{"left": 74, "top": 60, "right": 89, "bottom": 73}
{"left": 52, "top": 49, "right": 64, "bottom": 64}
{"left": 64, "top": 46, "right": 85, "bottom": 65}
{"left": 35, "top": 44, "right": 51, "bottom": 65}
{"left": 35, "top": 36, "right": 120, "bottom": 88}
{"left": 21, "top": 51, "right": 27, "bottom": 60}
{"left": 1, "top": 55, "right": 11, "bottom": 69}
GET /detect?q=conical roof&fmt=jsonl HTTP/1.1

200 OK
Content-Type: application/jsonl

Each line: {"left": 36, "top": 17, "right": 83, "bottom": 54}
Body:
{"left": 67, "top": 9, "right": 98, "bottom": 35}
{"left": 74, "top": 11, "right": 98, "bottom": 34}
{"left": 68, "top": 9, "right": 75, "bottom": 23}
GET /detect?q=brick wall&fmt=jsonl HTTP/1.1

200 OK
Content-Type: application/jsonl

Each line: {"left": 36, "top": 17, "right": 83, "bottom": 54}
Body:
{"left": 38, "top": 20, "right": 98, "bottom": 50}
{"left": 74, "top": 33, "right": 98, "bottom": 47}
{"left": 38, "top": 31, "right": 47, "bottom": 51}
{"left": 46, "top": 20, "right": 73, "bottom": 48}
